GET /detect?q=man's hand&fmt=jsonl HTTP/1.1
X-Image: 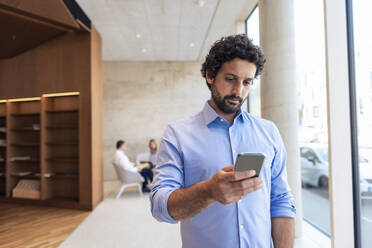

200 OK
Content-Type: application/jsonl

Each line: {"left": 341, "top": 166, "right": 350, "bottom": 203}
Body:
{"left": 135, "top": 164, "right": 143, "bottom": 172}
{"left": 167, "top": 165, "right": 263, "bottom": 221}
{"left": 206, "top": 165, "right": 263, "bottom": 204}
{"left": 135, "top": 163, "right": 150, "bottom": 172}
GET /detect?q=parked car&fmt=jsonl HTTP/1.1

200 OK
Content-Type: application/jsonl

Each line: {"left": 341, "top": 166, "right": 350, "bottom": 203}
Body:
{"left": 359, "top": 157, "right": 372, "bottom": 198}
{"left": 300, "top": 143, "right": 372, "bottom": 198}
{"left": 300, "top": 144, "right": 329, "bottom": 188}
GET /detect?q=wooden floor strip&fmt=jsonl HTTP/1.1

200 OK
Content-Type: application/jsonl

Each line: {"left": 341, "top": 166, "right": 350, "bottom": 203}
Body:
{"left": 0, "top": 203, "right": 89, "bottom": 248}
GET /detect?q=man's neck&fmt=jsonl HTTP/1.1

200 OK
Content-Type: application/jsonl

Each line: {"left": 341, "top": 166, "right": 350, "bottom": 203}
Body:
{"left": 209, "top": 98, "right": 236, "bottom": 125}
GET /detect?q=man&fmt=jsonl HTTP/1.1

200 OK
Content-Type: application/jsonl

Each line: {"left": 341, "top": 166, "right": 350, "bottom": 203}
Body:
{"left": 150, "top": 35, "right": 296, "bottom": 247}
{"left": 114, "top": 140, "right": 153, "bottom": 192}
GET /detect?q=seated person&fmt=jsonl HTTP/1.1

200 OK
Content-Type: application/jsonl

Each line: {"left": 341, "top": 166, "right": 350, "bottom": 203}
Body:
{"left": 148, "top": 138, "right": 158, "bottom": 168}
{"left": 135, "top": 139, "right": 158, "bottom": 169}
{"left": 114, "top": 140, "right": 153, "bottom": 192}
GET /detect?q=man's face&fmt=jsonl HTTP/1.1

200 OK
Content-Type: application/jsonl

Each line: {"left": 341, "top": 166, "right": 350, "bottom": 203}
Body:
{"left": 120, "top": 143, "right": 126, "bottom": 151}
{"left": 207, "top": 58, "right": 257, "bottom": 114}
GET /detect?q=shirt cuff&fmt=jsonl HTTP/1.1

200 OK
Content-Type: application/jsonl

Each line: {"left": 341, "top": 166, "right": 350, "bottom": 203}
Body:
{"left": 271, "top": 205, "right": 296, "bottom": 218}
{"left": 151, "top": 187, "right": 179, "bottom": 224}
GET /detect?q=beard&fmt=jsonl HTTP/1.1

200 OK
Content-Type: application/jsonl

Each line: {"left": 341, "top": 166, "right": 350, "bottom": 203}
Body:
{"left": 211, "top": 84, "right": 247, "bottom": 114}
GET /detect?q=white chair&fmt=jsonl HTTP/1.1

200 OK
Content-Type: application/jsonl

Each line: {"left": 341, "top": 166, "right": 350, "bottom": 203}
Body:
{"left": 112, "top": 162, "right": 144, "bottom": 198}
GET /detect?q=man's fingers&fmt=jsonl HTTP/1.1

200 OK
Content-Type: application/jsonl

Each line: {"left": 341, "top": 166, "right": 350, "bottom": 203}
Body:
{"left": 243, "top": 170, "right": 256, "bottom": 178}
{"left": 244, "top": 177, "right": 262, "bottom": 188}
{"left": 232, "top": 177, "right": 263, "bottom": 192}
{"left": 241, "top": 182, "right": 263, "bottom": 197}
{"left": 221, "top": 165, "right": 235, "bottom": 172}
{"left": 224, "top": 169, "right": 256, "bottom": 182}
{"left": 212, "top": 169, "right": 263, "bottom": 204}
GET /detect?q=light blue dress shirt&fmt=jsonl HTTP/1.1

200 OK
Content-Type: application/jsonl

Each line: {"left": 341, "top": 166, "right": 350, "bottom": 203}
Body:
{"left": 150, "top": 101, "right": 296, "bottom": 248}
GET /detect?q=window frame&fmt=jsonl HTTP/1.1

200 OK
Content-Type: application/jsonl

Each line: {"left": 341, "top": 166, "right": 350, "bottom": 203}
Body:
{"left": 345, "top": 0, "right": 362, "bottom": 247}
{"left": 323, "top": 0, "right": 355, "bottom": 246}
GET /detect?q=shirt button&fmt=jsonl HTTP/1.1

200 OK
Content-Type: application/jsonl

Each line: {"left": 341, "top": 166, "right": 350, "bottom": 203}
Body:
{"left": 220, "top": 118, "right": 223, "bottom": 122}
{"left": 233, "top": 149, "right": 236, "bottom": 153}
{"left": 240, "top": 225, "right": 244, "bottom": 229}
{"left": 239, "top": 199, "right": 242, "bottom": 203}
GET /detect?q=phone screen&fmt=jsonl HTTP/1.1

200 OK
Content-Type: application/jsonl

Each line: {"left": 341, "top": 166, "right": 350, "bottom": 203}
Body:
{"left": 234, "top": 152, "right": 266, "bottom": 176}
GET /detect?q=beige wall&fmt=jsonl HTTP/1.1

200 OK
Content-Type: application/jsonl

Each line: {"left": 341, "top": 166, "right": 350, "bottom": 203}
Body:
{"left": 103, "top": 61, "right": 210, "bottom": 180}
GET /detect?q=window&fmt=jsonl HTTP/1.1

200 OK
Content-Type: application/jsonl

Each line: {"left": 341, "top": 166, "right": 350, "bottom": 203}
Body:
{"left": 359, "top": 99, "right": 364, "bottom": 115}
{"left": 349, "top": 0, "right": 372, "bottom": 246}
{"left": 313, "top": 106, "right": 319, "bottom": 118}
{"left": 295, "top": 0, "right": 330, "bottom": 235}
{"left": 245, "top": 5, "right": 260, "bottom": 117}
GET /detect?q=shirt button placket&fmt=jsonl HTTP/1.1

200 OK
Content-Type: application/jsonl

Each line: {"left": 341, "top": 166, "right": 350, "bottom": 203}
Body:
{"left": 229, "top": 128, "right": 236, "bottom": 164}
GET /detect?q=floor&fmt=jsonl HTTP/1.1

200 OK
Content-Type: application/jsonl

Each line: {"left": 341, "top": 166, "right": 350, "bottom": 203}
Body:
{"left": 0, "top": 202, "right": 89, "bottom": 248}
{"left": 0, "top": 181, "right": 331, "bottom": 248}
{"left": 59, "top": 181, "right": 181, "bottom": 248}
{"left": 297, "top": 221, "right": 331, "bottom": 248}
{"left": 60, "top": 180, "right": 331, "bottom": 248}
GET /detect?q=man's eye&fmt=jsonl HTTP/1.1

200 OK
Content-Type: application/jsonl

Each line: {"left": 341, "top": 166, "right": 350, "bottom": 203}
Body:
{"left": 226, "top": 78, "right": 234, "bottom": 81}
{"left": 244, "top": 81, "right": 253, "bottom": 86}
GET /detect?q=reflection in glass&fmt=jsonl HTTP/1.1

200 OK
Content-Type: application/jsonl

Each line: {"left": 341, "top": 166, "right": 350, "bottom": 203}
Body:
{"left": 295, "top": 0, "right": 330, "bottom": 235}
{"left": 352, "top": 1, "right": 372, "bottom": 247}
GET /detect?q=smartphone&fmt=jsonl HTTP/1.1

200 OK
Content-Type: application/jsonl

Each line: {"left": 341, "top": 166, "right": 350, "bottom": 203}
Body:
{"left": 234, "top": 152, "right": 266, "bottom": 177}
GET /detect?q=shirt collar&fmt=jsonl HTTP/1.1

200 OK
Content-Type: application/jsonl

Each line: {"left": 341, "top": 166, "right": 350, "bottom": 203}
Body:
{"left": 202, "top": 101, "right": 220, "bottom": 126}
{"left": 202, "top": 101, "right": 248, "bottom": 126}
{"left": 237, "top": 108, "right": 250, "bottom": 123}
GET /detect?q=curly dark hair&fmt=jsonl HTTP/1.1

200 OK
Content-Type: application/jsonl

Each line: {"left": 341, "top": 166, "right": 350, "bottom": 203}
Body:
{"left": 201, "top": 34, "right": 266, "bottom": 90}
{"left": 116, "top": 140, "right": 125, "bottom": 149}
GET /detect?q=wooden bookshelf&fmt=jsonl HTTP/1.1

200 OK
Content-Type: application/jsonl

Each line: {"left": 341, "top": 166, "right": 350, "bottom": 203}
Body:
{"left": 11, "top": 143, "right": 40, "bottom": 147}
{"left": 11, "top": 128, "right": 40, "bottom": 132}
{"left": 11, "top": 174, "right": 40, "bottom": 180}
{"left": 6, "top": 98, "right": 41, "bottom": 199}
{"left": 41, "top": 93, "right": 79, "bottom": 203}
{"left": 45, "top": 110, "right": 79, "bottom": 113}
{"left": 0, "top": 93, "right": 89, "bottom": 208}
{"left": 46, "top": 126, "right": 77, "bottom": 130}
{"left": 0, "top": 7, "right": 103, "bottom": 209}
{"left": 9, "top": 159, "right": 40, "bottom": 163}
{"left": 0, "top": 101, "right": 6, "bottom": 196}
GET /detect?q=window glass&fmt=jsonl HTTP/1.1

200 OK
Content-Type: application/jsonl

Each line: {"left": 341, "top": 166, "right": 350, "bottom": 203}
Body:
{"left": 245, "top": 6, "right": 261, "bottom": 117}
{"left": 295, "top": 0, "right": 330, "bottom": 235}
{"left": 351, "top": 1, "right": 372, "bottom": 246}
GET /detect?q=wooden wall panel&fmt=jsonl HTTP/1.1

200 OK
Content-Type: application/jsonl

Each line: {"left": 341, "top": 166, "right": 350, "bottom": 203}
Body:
{"left": 0, "top": 0, "right": 79, "bottom": 29}
{"left": 90, "top": 26, "right": 103, "bottom": 208}
{"left": 0, "top": 10, "right": 65, "bottom": 58}
{"left": 0, "top": 32, "right": 90, "bottom": 97}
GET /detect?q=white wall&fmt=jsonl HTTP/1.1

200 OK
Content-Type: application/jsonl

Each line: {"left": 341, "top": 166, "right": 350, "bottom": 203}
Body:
{"left": 103, "top": 61, "right": 210, "bottom": 180}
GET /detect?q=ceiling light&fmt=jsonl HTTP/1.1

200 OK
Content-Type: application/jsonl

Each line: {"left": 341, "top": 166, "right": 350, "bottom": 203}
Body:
{"left": 189, "top": 42, "right": 195, "bottom": 47}
{"left": 141, "top": 48, "right": 147, "bottom": 53}
{"left": 195, "top": 0, "right": 205, "bottom": 7}
{"left": 136, "top": 33, "right": 141, "bottom": 39}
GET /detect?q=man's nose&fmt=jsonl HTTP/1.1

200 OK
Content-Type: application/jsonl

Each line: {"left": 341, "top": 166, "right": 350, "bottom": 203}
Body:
{"left": 232, "top": 81, "right": 244, "bottom": 95}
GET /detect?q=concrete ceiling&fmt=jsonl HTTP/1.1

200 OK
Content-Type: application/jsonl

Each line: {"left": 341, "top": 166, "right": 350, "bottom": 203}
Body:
{"left": 75, "top": 0, "right": 255, "bottom": 61}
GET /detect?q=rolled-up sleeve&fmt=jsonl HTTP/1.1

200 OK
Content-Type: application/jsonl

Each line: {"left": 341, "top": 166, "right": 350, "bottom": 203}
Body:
{"left": 150, "top": 125, "right": 184, "bottom": 224}
{"left": 270, "top": 124, "right": 296, "bottom": 218}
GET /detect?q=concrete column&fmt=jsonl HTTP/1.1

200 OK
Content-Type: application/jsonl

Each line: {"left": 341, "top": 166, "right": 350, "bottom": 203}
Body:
{"left": 258, "top": 0, "right": 303, "bottom": 237}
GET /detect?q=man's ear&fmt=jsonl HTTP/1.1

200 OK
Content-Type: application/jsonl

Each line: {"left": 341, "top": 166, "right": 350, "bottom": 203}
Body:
{"left": 206, "top": 71, "right": 214, "bottom": 85}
